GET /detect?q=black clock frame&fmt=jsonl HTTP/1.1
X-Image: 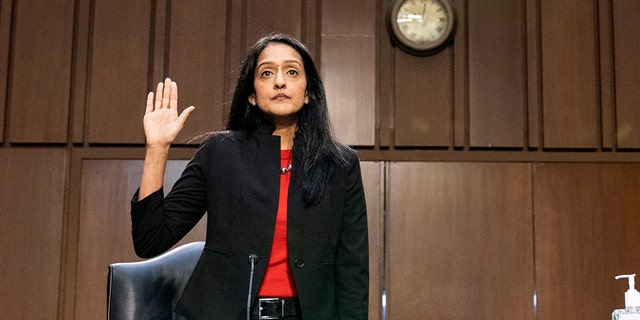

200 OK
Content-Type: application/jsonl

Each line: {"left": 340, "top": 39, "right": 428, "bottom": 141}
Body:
{"left": 387, "top": 0, "right": 457, "bottom": 56}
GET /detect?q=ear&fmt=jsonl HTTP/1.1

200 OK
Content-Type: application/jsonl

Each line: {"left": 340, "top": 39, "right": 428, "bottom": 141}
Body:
{"left": 304, "top": 92, "right": 309, "bottom": 104}
{"left": 248, "top": 94, "right": 256, "bottom": 106}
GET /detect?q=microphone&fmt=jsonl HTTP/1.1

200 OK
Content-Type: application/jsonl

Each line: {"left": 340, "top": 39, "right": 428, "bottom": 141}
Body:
{"left": 247, "top": 254, "right": 259, "bottom": 320}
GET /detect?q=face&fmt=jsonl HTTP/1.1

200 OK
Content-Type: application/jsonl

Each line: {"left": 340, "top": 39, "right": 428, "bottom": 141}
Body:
{"left": 249, "top": 42, "right": 308, "bottom": 125}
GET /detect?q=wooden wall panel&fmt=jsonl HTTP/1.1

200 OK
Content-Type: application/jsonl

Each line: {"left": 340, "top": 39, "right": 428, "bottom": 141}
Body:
{"left": 540, "top": 0, "right": 599, "bottom": 149}
{"left": 322, "top": 0, "right": 376, "bottom": 146}
{"left": 74, "top": 159, "right": 206, "bottom": 319}
{"left": 377, "top": 0, "right": 395, "bottom": 147}
{"left": 87, "top": 1, "right": 151, "bottom": 144}
{"left": 468, "top": 0, "right": 525, "bottom": 148}
{"left": 534, "top": 163, "right": 640, "bottom": 319}
{"left": 150, "top": 0, "right": 168, "bottom": 87}
{"left": 386, "top": 162, "right": 534, "bottom": 319}
{"left": 612, "top": 0, "right": 640, "bottom": 149}
{"left": 168, "top": 0, "right": 228, "bottom": 140}
{"left": 0, "top": 0, "right": 11, "bottom": 143}
{"left": 8, "top": 0, "right": 74, "bottom": 143}
{"left": 301, "top": 0, "right": 319, "bottom": 58}
{"left": 0, "top": 149, "right": 67, "bottom": 318}
{"left": 70, "top": 0, "right": 92, "bottom": 144}
{"left": 394, "top": 51, "right": 452, "bottom": 147}
{"left": 526, "top": 0, "right": 541, "bottom": 149}
{"left": 360, "top": 162, "right": 383, "bottom": 320}
{"left": 246, "top": 1, "right": 302, "bottom": 43}
{"left": 597, "top": 0, "right": 614, "bottom": 150}
{"left": 452, "top": 0, "right": 467, "bottom": 148}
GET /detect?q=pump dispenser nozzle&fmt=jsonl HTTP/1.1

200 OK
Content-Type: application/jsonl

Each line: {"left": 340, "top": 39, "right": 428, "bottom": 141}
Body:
{"left": 616, "top": 274, "right": 640, "bottom": 308}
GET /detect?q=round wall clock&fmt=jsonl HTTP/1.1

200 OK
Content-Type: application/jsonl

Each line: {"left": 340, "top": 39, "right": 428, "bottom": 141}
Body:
{"left": 388, "top": 0, "right": 457, "bottom": 56}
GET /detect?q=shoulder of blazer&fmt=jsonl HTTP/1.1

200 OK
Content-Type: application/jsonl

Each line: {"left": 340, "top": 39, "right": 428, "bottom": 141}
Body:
{"left": 195, "top": 130, "right": 254, "bottom": 153}
{"left": 203, "top": 128, "right": 277, "bottom": 146}
{"left": 204, "top": 130, "right": 246, "bottom": 143}
{"left": 193, "top": 129, "right": 279, "bottom": 168}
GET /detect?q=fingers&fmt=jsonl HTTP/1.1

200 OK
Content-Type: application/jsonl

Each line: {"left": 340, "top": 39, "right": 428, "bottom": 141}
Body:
{"left": 145, "top": 92, "right": 154, "bottom": 114}
{"left": 147, "top": 78, "right": 182, "bottom": 112}
{"left": 154, "top": 81, "right": 163, "bottom": 111}
{"left": 162, "top": 78, "right": 171, "bottom": 109}
{"left": 178, "top": 106, "right": 196, "bottom": 123}
{"left": 170, "top": 81, "right": 178, "bottom": 109}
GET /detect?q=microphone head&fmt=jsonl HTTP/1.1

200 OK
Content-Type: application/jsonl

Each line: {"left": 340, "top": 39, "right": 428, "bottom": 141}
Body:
{"left": 248, "top": 254, "right": 259, "bottom": 264}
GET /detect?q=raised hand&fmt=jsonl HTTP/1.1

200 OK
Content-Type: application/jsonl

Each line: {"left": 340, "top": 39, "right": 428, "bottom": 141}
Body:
{"left": 139, "top": 78, "right": 195, "bottom": 199}
{"left": 144, "top": 78, "right": 195, "bottom": 147}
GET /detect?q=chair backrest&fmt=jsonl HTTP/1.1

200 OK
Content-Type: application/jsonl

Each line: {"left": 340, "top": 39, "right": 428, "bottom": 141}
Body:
{"left": 106, "top": 241, "right": 204, "bottom": 320}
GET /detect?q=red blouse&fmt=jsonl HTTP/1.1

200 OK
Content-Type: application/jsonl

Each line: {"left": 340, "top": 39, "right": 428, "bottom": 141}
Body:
{"left": 257, "top": 149, "right": 297, "bottom": 297}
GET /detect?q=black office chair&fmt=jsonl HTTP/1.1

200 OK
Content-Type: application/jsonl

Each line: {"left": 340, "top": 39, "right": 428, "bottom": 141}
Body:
{"left": 106, "top": 241, "right": 204, "bottom": 320}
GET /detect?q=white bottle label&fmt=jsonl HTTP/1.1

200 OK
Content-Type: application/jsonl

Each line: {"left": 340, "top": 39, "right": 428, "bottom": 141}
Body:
{"left": 618, "top": 314, "right": 640, "bottom": 320}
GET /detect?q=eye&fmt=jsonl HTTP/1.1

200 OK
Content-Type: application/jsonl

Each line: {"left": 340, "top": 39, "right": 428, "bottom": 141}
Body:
{"left": 286, "top": 69, "right": 299, "bottom": 77}
{"left": 260, "top": 70, "right": 273, "bottom": 78}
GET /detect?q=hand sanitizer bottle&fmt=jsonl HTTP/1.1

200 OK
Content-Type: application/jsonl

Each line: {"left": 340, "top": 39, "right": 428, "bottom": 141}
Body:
{"left": 613, "top": 274, "right": 640, "bottom": 320}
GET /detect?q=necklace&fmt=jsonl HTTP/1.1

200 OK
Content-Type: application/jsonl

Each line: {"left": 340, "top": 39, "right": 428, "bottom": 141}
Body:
{"left": 280, "top": 163, "right": 293, "bottom": 174}
{"left": 281, "top": 150, "right": 293, "bottom": 174}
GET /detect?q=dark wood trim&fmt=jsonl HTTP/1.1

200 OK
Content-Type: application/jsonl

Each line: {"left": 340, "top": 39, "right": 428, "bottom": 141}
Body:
{"left": 0, "top": 0, "right": 13, "bottom": 144}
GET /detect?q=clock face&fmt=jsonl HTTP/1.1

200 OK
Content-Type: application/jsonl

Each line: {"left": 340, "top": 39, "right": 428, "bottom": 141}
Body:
{"left": 397, "top": 0, "right": 449, "bottom": 43}
{"left": 389, "top": 0, "right": 456, "bottom": 55}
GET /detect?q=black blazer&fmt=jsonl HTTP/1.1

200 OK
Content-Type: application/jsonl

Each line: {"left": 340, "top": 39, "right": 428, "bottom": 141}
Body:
{"left": 131, "top": 125, "right": 369, "bottom": 319}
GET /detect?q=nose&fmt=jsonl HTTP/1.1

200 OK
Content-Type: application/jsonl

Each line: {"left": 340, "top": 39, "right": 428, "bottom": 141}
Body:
{"left": 274, "top": 70, "right": 286, "bottom": 89}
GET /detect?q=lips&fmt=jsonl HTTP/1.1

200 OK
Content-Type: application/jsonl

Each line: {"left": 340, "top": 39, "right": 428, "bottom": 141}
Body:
{"left": 273, "top": 93, "right": 290, "bottom": 100}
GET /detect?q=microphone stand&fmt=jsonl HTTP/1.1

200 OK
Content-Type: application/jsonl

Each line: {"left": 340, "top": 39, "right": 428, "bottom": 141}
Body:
{"left": 247, "top": 254, "right": 259, "bottom": 320}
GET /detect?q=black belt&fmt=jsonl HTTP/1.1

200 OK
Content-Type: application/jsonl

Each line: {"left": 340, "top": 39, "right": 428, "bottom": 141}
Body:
{"left": 251, "top": 297, "right": 300, "bottom": 319}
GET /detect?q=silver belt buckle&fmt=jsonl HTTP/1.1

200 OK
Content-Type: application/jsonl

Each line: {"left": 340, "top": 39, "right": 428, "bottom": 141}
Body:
{"left": 258, "top": 298, "right": 283, "bottom": 320}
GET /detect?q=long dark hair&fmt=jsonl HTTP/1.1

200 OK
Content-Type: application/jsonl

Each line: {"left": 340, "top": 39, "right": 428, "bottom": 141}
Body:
{"left": 226, "top": 33, "right": 351, "bottom": 205}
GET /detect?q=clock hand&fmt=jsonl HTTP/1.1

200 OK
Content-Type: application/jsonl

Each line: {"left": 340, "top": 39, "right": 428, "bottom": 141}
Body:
{"left": 421, "top": 2, "right": 428, "bottom": 26}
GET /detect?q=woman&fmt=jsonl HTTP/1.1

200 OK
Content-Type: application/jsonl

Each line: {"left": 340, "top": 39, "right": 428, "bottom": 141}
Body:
{"left": 131, "top": 34, "right": 369, "bottom": 319}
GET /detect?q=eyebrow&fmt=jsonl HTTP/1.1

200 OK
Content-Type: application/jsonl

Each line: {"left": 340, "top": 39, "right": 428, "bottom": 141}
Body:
{"left": 257, "top": 59, "right": 303, "bottom": 69}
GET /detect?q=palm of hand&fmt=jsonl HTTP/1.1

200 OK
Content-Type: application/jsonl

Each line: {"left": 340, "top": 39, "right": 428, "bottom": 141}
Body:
{"left": 143, "top": 78, "right": 194, "bottom": 146}
{"left": 144, "top": 107, "right": 182, "bottom": 145}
